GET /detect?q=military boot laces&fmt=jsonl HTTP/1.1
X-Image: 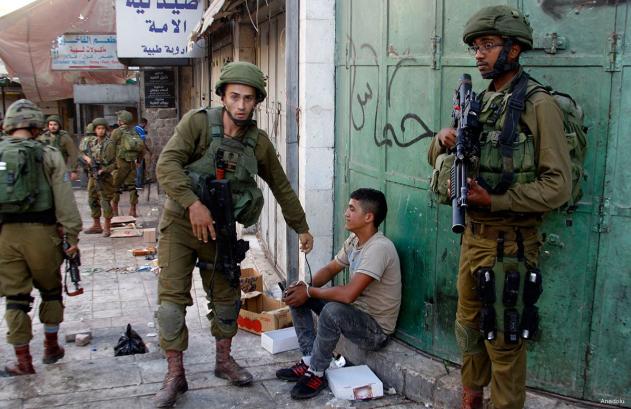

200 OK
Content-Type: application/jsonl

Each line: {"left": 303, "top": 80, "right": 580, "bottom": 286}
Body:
{"left": 154, "top": 350, "right": 188, "bottom": 408}
{"left": 214, "top": 338, "right": 253, "bottom": 386}
{"left": 43, "top": 332, "right": 65, "bottom": 364}
{"left": 4, "top": 344, "right": 35, "bottom": 376}
{"left": 462, "top": 386, "right": 483, "bottom": 409}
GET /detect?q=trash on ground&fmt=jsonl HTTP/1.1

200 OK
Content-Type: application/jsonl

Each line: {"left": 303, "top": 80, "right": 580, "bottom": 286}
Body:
{"left": 65, "top": 329, "right": 92, "bottom": 343}
{"left": 147, "top": 322, "right": 155, "bottom": 328}
{"left": 146, "top": 332, "right": 157, "bottom": 337}
{"left": 75, "top": 333, "right": 92, "bottom": 346}
{"left": 114, "top": 324, "right": 147, "bottom": 356}
{"left": 137, "top": 265, "right": 152, "bottom": 272}
{"left": 131, "top": 246, "right": 157, "bottom": 257}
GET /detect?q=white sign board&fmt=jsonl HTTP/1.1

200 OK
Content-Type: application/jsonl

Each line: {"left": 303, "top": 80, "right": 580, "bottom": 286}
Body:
{"left": 51, "top": 35, "right": 125, "bottom": 70}
{"left": 116, "top": 0, "right": 204, "bottom": 58}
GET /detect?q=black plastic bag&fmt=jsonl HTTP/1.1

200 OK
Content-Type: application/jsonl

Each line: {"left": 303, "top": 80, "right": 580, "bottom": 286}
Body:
{"left": 114, "top": 324, "right": 147, "bottom": 356}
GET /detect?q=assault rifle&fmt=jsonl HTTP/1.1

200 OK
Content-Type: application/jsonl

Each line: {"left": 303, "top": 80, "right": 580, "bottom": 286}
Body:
{"left": 78, "top": 155, "right": 103, "bottom": 192}
{"left": 450, "top": 73, "right": 481, "bottom": 233}
{"left": 196, "top": 177, "right": 249, "bottom": 288}
{"left": 63, "top": 234, "right": 84, "bottom": 296}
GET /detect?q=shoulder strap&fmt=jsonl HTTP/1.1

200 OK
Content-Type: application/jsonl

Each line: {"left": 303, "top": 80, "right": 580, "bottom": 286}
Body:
{"left": 206, "top": 107, "right": 224, "bottom": 140}
{"left": 478, "top": 72, "right": 529, "bottom": 194}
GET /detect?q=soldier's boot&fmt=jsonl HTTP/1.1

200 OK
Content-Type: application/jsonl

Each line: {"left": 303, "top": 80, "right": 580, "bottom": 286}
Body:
{"left": 214, "top": 337, "right": 253, "bottom": 385}
{"left": 103, "top": 218, "right": 112, "bottom": 237}
{"left": 84, "top": 217, "right": 103, "bottom": 234}
{"left": 111, "top": 201, "right": 119, "bottom": 217}
{"left": 154, "top": 350, "right": 188, "bottom": 408}
{"left": 461, "top": 386, "right": 483, "bottom": 409}
{"left": 43, "top": 331, "right": 65, "bottom": 364}
{"left": 129, "top": 204, "right": 138, "bottom": 218}
{"left": 5, "top": 344, "right": 35, "bottom": 376}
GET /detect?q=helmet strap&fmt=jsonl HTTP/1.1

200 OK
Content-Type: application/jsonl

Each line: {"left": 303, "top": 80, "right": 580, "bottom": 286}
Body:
{"left": 483, "top": 38, "right": 520, "bottom": 79}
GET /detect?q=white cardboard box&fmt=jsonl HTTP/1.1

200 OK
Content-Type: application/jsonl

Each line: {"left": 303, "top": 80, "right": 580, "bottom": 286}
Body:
{"left": 326, "top": 365, "right": 383, "bottom": 400}
{"left": 261, "top": 327, "right": 299, "bottom": 354}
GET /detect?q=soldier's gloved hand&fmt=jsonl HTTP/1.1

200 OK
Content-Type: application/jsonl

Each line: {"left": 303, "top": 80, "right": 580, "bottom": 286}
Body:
{"left": 188, "top": 200, "right": 216, "bottom": 242}
{"left": 299, "top": 232, "right": 314, "bottom": 254}
{"left": 436, "top": 127, "right": 457, "bottom": 149}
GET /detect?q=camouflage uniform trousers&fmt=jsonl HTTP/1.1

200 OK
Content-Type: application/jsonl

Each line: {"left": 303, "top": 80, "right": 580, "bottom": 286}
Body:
{"left": 97, "top": 173, "right": 116, "bottom": 219}
{"left": 87, "top": 175, "right": 101, "bottom": 218}
{"left": 112, "top": 159, "right": 138, "bottom": 206}
{"left": 0, "top": 224, "right": 64, "bottom": 345}
{"left": 456, "top": 224, "right": 541, "bottom": 409}
{"left": 156, "top": 206, "right": 240, "bottom": 351}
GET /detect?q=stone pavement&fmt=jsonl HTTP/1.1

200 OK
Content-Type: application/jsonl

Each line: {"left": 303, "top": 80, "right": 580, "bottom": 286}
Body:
{"left": 0, "top": 186, "right": 424, "bottom": 409}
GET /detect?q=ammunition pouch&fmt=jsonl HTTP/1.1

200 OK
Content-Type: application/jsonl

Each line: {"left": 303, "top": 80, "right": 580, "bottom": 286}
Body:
{"left": 479, "top": 305, "right": 496, "bottom": 341}
{"left": 504, "top": 308, "right": 520, "bottom": 344}
{"left": 523, "top": 267, "right": 543, "bottom": 305}
{"left": 520, "top": 305, "right": 539, "bottom": 340}
{"left": 476, "top": 267, "right": 496, "bottom": 304}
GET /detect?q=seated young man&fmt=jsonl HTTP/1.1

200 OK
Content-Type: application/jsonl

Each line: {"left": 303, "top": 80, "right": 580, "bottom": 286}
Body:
{"left": 278, "top": 188, "right": 402, "bottom": 400}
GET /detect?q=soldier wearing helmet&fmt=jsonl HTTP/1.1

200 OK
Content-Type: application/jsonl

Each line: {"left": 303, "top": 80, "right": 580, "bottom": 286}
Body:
{"left": 37, "top": 114, "right": 80, "bottom": 181}
{"left": 110, "top": 110, "right": 144, "bottom": 218}
{"left": 0, "top": 99, "right": 82, "bottom": 376}
{"left": 78, "top": 123, "right": 103, "bottom": 234}
{"left": 153, "top": 61, "right": 314, "bottom": 407}
{"left": 88, "top": 118, "right": 118, "bottom": 236}
{"left": 428, "top": 6, "right": 571, "bottom": 409}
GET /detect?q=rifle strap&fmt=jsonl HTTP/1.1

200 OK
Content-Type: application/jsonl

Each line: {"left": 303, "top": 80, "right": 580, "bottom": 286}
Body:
{"left": 478, "top": 72, "right": 529, "bottom": 194}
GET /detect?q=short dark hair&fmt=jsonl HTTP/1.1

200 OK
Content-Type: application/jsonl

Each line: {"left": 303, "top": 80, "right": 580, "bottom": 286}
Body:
{"left": 350, "top": 188, "right": 388, "bottom": 228}
{"left": 140, "top": 117, "right": 148, "bottom": 125}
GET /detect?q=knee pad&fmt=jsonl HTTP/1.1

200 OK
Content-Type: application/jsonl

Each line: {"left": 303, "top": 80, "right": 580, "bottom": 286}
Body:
{"left": 210, "top": 301, "right": 240, "bottom": 334}
{"left": 6, "top": 294, "right": 34, "bottom": 313}
{"left": 157, "top": 302, "right": 186, "bottom": 341}
{"left": 455, "top": 320, "right": 485, "bottom": 355}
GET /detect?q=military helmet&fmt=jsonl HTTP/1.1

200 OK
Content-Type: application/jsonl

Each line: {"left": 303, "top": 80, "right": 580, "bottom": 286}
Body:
{"left": 117, "top": 110, "right": 133, "bottom": 124}
{"left": 46, "top": 114, "right": 62, "bottom": 125}
{"left": 85, "top": 123, "right": 95, "bottom": 135}
{"left": 3, "top": 99, "right": 45, "bottom": 133}
{"left": 92, "top": 117, "right": 108, "bottom": 127}
{"left": 463, "top": 6, "right": 533, "bottom": 50}
{"left": 214, "top": 61, "right": 267, "bottom": 102}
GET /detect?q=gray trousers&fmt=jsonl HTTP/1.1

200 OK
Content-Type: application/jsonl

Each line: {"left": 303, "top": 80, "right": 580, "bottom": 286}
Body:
{"left": 290, "top": 299, "right": 389, "bottom": 372}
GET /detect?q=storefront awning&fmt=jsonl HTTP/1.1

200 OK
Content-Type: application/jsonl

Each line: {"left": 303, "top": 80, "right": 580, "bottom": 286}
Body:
{"left": 188, "top": 0, "right": 243, "bottom": 50}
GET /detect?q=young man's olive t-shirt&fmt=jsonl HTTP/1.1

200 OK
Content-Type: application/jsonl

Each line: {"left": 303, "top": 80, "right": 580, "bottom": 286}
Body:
{"left": 335, "top": 231, "right": 401, "bottom": 334}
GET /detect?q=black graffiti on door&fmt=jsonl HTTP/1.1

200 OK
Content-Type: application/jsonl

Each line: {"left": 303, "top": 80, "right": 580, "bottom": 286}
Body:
{"left": 348, "top": 37, "right": 434, "bottom": 149}
{"left": 540, "top": 0, "right": 629, "bottom": 19}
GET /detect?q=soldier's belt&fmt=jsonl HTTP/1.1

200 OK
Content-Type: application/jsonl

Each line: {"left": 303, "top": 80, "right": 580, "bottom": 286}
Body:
{"left": 467, "top": 222, "right": 537, "bottom": 241}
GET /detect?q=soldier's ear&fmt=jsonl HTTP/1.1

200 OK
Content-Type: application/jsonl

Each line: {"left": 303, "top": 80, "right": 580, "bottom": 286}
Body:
{"left": 509, "top": 43, "right": 522, "bottom": 62}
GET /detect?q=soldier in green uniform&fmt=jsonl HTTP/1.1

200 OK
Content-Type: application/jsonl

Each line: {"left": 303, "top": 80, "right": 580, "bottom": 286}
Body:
{"left": 89, "top": 118, "right": 118, "bottom": 237}
{"left": 153, "top": 62, "right": 314, "bottom": 408}
{"left": 428, "top": 6, "right": 572, "bottom": 409}
{"left": 110, "top": 111, "right": 143, "bottom": 218}
{"left": 37, "top": 114, "right": 80, "bottom": 181}
{"left": 79, "top": 123, "right": 102, "bottom": 234}
{"left": 0, "top": 99, "right": 82, "bottom": 376}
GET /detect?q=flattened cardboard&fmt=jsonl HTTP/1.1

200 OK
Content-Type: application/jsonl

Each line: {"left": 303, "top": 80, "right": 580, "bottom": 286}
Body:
{"left": 143, "top": 228, "right": 157, "bottom": 244}
{"left": 238, "top": 291, "right": 292, "bottom": 334}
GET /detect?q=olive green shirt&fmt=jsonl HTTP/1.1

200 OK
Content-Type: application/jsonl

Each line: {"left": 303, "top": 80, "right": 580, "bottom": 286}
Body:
{"left": 111, "top": 125, "right": 144, "bottom": 161}
{"left": 157, "top": 108, "right": 309, "bottom": 233}
{"left": 43, "top": 145, "right": 82, "bottom": 245}
{"left": 429, "top": 71, "right": 572, "bottom": 226}
{"left": 37, "top": 130, "right": 79, "bottom": 172}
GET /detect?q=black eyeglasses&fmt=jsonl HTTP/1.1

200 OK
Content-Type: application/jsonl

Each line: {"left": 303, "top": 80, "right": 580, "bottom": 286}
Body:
{"left": 467, "top": 42, "right": 505, "bottom": 56}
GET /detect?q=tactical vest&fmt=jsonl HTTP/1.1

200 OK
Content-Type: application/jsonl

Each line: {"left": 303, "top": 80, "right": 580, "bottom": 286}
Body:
{"left": 475, "top": 84, "right": 537, "bottom": 189}
{"left": 185, "top": 107, "right": 264, "bottom": 227}
{"left": 115, "top": 126, "right": 143, "bottom": 161}
{"left": 93, "top": 136, "right": 114, "bottom": 166}
{"left": 0, "top": 138, "right": 55, "bottom": 222}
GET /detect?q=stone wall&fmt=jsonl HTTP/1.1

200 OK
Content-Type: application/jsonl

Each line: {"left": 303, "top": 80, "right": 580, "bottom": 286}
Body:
{"left": 141, "top": 107, "right": 178, "bottom": 179}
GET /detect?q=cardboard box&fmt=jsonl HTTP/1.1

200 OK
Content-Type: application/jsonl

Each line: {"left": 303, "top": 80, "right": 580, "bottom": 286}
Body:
{"left": 239, "top": 267, "right": 263, "bottom": 293}
{"left": 238, "top": 291, "right": 292, "bottom": 334}
{"left": 143, "top": 228, "right": 157, "bottom": 244}
{"left": 326, "top": 365, "right": 383, "bottom": 400}
{"left": 261, "top": 326, "right": 299, "bottom": 354}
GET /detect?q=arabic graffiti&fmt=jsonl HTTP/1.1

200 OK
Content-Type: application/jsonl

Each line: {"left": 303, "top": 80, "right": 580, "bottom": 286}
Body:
{"left": 347, "top": 37, "right": 434, "bottom": 149}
